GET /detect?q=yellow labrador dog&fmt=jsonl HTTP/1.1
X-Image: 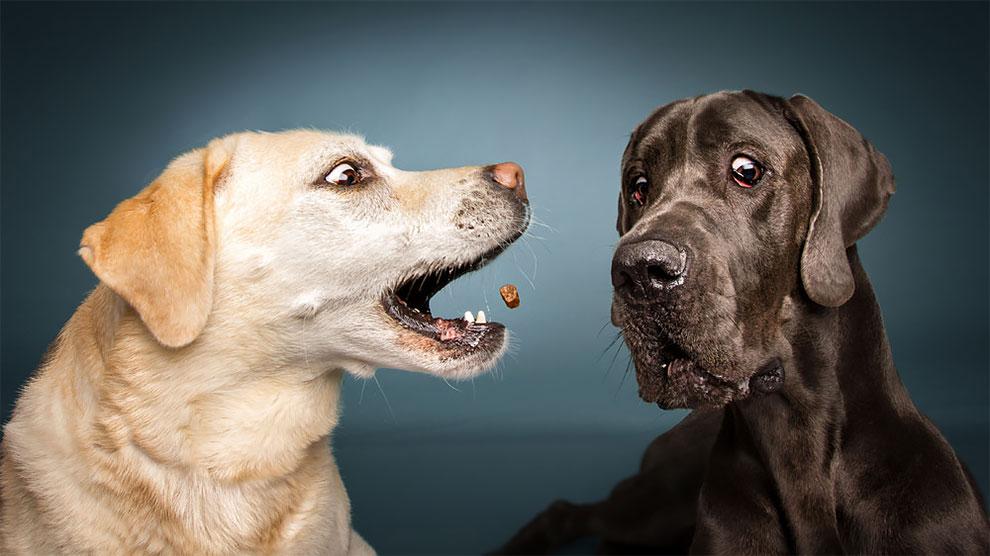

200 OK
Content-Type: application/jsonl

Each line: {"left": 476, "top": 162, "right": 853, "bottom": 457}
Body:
{"left": 0, "top": 131, "right": 530, "bottom": 555}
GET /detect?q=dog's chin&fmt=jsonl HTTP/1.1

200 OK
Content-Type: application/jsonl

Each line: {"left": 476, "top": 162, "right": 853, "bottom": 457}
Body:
{"left": 614, "top": 299, "right": 784, "bottom": 409}
{"left": 632, "top": 353, "right": 751, "bottom": 410}
{"left": 627, "top": 338, "right": 788, "bottom": 409}
{"left": 619, "top": 320, "right": 752, "bottom": 409}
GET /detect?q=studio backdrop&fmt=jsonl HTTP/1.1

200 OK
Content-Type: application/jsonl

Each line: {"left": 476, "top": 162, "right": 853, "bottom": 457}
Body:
{"left": 2, "top": 2, "right": 987, "bottom": 553}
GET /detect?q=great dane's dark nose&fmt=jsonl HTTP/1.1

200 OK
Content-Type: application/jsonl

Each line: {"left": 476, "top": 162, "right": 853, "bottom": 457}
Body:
{"left": 612, "top": 240, "right": 688, "bottom": 299}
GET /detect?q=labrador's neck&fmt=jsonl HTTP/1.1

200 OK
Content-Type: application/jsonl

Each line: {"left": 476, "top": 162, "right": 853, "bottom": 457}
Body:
{"left": 25, "top": 283, "right": 352, "bottom": 552}
{"left": 83, "top": 284, "right": 345, "bottom": 481}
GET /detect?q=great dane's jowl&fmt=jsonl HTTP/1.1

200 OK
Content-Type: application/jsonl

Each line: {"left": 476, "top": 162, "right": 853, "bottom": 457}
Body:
{"left": 501, "top": 91, "right": 990, "bottom": 554}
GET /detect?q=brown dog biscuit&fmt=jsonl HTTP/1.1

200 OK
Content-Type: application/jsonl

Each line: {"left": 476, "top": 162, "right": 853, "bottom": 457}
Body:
{"left": 499, "top": 284, "right": 519, "bottom": 308}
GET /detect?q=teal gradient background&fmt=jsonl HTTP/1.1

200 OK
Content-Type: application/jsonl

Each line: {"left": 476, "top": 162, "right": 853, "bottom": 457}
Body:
{"left": 2, "top": 2, "right": 987, "bottom": 553}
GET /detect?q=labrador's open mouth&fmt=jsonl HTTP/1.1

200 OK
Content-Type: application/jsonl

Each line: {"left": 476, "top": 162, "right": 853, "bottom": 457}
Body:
{"left": 382, "top": 244, "right": 509, "bottom": 351}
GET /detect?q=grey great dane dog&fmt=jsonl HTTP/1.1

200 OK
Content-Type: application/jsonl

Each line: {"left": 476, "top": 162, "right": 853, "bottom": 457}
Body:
{"left": 500, "top": 91, "right": 990, "bottom": 554}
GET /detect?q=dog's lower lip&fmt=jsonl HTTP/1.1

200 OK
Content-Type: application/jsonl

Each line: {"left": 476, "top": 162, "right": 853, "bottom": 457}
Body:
{"left": 664, "top": 358, "right": 694, "bottom": 378}
{"left": 383, "top": 293, "right": 499, "bottom": 347}
{"left": 633, "top": 335, "right": 745, "bottom": 407}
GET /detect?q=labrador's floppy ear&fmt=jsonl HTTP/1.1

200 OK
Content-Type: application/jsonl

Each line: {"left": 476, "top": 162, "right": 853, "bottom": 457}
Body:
{"left": 79, "top": 138, "right": 232, "bottom": 348}
{"left": 785, "top": 95, "right": 896, "bottom": 307}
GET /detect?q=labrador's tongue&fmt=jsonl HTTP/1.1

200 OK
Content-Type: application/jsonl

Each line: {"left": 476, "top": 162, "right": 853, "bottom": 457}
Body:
{"left": 437, "top": 318, "right": 466, "bottom": 342}
{"left": 436, "top": 311, "right": 489, "bottom": 342}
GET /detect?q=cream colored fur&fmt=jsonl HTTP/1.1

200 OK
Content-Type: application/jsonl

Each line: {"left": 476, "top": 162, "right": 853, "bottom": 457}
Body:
{"left": 0, "top": 131, "right": 526, "bottom": 555}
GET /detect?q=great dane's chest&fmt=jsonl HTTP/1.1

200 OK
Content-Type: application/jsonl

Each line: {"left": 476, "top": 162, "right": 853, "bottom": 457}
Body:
{"left": 693, "top": 403, "right": 846, "bottom": 554}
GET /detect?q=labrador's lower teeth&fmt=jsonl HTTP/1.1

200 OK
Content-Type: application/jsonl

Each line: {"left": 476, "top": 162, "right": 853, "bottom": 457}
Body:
{"left": 464, "top": 311, "right": 475, "bottom": 323}
{"left": 476, "top": 311, "right": 487, "bottom": 324}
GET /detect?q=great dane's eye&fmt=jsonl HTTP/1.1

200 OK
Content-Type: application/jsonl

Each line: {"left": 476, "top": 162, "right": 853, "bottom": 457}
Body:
{"left": 325, "top": 162, "right": 361, "bottom": 186}
{"left": 730, "top": 156, "right": 764, "bottom": 188}
{"left": 630, "top": 176, "right": 649, "bottom": 206}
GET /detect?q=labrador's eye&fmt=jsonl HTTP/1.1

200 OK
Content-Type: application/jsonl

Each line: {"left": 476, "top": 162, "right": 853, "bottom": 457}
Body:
{"left": 630, "top": 176, "right": 649, "bottom": 206}
{"left": 325, "top": 162, "right": 361, "bottom": 186}
{"left": 730, "top": 156, "right": 764, "bottom": 188}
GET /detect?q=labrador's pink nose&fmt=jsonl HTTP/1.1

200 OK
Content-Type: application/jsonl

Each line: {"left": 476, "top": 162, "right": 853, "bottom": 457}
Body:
{"left": 492, "top": 162, "right": 527, "bottom": 202}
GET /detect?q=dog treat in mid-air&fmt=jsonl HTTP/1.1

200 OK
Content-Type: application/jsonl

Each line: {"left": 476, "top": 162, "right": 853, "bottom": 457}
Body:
{"left": 499, "top": 284, "right": 520, "bottom": 308}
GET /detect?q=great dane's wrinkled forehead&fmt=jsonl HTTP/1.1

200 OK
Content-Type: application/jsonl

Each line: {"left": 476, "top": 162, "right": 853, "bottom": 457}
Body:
{"left": 618, "top": 92, "right": 808, "bottom": 236}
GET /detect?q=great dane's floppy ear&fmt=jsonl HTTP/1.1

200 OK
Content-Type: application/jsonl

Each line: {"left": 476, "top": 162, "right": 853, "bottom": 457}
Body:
{"left": 79, "top": 138, "right": 232, "bottom": 348}
{"left": 786, "top": 94, "right": 896, "bottom": 307}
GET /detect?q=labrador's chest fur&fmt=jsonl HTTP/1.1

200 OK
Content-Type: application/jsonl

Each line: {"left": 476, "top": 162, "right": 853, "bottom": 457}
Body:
{"left": 1, "top": 286, "right": 356, "bottom": 555}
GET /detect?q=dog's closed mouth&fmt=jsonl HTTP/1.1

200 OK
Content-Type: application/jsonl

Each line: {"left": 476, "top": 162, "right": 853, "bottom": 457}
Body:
{"left": 646, "top": 341, "right": 696, "bottom": 379}
{"left": 634, "top": 337, "right": 746, "bottom": 408}
{"left": 642, "top": 344, "right": 706, "bottom": 390}
{"left": 382, "top": 252, "right": 506, "bottom": 349}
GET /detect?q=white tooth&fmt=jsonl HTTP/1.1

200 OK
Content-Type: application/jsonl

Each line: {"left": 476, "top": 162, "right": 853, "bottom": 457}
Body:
{"left": 464, "top": 311, "right": 475, "bottom": 323}
{"left": 476, "top": 311, "right": 487, "bottom": 324}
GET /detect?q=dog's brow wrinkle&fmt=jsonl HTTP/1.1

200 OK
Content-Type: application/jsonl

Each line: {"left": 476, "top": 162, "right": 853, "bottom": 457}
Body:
{"left": 367, "top": 146, "right": 393, "bottom": 166}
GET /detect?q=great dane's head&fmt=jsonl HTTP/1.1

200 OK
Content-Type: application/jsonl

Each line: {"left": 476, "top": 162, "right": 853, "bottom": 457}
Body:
{"left": 612, "top": 91, "right": 895, "bottom": 409}
{"left": 79, "top": 130, "right": 529, "bottom": 381}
